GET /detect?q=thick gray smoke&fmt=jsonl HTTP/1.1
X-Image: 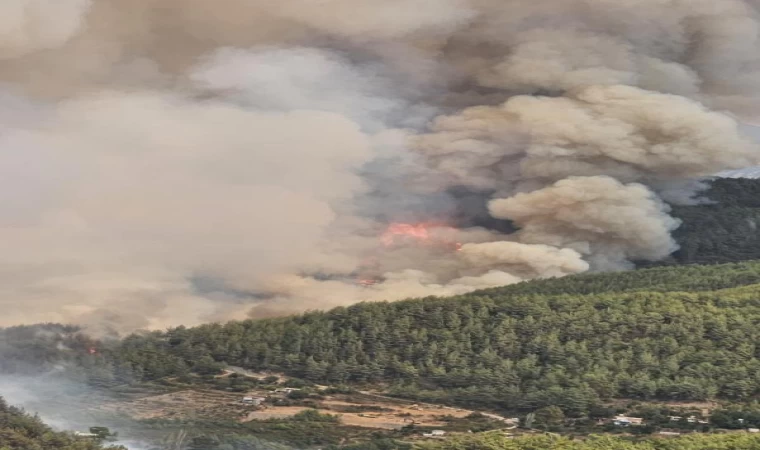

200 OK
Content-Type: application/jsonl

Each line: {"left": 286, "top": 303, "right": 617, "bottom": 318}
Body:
{"left": 1, "top": 0, "right": 760, "bottom": 331}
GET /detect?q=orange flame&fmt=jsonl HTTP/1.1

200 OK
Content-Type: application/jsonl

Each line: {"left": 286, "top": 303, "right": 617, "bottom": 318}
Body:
{"left": 380, "top": 222, "right": 462, "bottom": 250}
{"left": 381, "top": 223, "right": 431, "bottom": 246}
{"left": 356, "top": 222, "right": 463, "bottom": 287}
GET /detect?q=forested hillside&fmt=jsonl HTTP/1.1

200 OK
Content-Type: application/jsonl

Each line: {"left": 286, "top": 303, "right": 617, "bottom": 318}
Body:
{"left": 110, "top": 261, "right": 760, "bottom": 414}
{"left": 5, "top": 261, "right": 760, "bottom": 418}
{"left": 5, "top": 178, "right": 760, "bottom": 427}
{"left": 0, "top": 396, "right": 124, "bottom": 450}
{"left": 416, "top": 433, "right": 760, "bottom": 450}
{"left": 656, "top": 178, "right": 760, "bottom": 265}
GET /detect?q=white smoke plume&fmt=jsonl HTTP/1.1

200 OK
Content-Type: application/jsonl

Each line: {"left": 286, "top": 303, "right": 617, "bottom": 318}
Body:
{"left": 1, "top": 0, "right": 760, "bottom": 332}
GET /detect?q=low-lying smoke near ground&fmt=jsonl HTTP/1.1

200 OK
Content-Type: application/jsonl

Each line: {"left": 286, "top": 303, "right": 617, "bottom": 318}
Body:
{"left": 2, "top": 0, "right": 760, "bottom": 333}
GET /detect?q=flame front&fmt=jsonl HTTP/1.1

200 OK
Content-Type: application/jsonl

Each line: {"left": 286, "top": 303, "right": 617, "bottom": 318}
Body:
{"left": 380, "top": 222, "right": 462, "bottom": 250}
{"left": 355, "top": 222, "right": 464, "bottom": 287}
{"left": 381, "top": 223, "right": 431, "bottom": 246}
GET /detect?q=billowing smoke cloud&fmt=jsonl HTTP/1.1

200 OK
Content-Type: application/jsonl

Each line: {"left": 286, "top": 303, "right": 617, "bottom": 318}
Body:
{"left": 1, "top": 0, "right": 759, "bottom": 332}
{"left": 489, "top": 176, "right": 680, "bottom": 268}
{"left": 0, "top": 0, "right": 91, "bottom": 59}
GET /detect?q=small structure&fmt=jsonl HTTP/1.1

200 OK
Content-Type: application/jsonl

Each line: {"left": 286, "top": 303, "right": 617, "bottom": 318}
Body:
{"left": 273, "top": 388, "right": 301, "bottom": 394}
{"left": 242, "top": 396, "right": 265, "bottom": 406}
{"left": 669, "top": 415, "right": 708, "bottom": 424}
{"left": 74, "top": 432, "right": 99, "bottom": 438}
{"left": 75, "top": 427, "right": 117, "bottom": 442}
{"left": 748, "top": 428, "right": 760, "bottom": 433}
{"left": 613, "top": 415, "right": 644, "bottom": 426}
{"left": 422, "top": 430, "right": 446, "bottom": 438}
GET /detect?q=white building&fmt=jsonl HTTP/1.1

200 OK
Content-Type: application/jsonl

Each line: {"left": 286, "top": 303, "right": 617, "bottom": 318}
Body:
{"left": 74, "top": 432, "right": 99, "bottom": 438}
{"left": 613, "top": 415, "right": 643, "bottom": 426}
{"left": 422, "top": 430, "right": 446, "bottom": 438}
{"left": 242, "top": 396, "right": 265, "bottom": 406}
{"left": 274, "top": 388, "right": 301, "bottom": 394}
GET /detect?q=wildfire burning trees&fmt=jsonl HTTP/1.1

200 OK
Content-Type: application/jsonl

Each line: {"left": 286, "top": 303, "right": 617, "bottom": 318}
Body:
{"left": 357, "top": 222, "right": 463, "bottom": 286}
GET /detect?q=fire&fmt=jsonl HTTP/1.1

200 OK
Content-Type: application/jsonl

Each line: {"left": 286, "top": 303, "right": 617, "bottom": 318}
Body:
{"left": 356, "top": 222, "right": 463, "bottom": 287}
{"left": 380, "top": 222, "right": 463, "bottom": 250}
{"left": 381, "top": 223, "right": 431, "bottom": 246}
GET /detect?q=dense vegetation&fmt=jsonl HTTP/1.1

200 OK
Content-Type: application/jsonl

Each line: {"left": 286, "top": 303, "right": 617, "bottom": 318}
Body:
{"left": 0, "top": 396, "right": 124, "bottom": 450}
{"left": 115, "top": 261, "right": 760, "bottom": 413}
{"left": 6, "top": 261, "right": 760, "bottom": 418}
{"left": 136, "top": 409, "right": 387, "bottom": 449}
{"left": 416, "top": 433, "right": 760, "bottom": 450}
{"left": 4, "top": 177, "right": 760, "bottom": 449}
{"left": 653, "top": 177, "right": 760, "bottom": 266}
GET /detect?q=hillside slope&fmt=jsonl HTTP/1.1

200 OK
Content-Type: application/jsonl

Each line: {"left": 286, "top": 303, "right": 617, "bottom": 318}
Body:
{"left": 417, "top": 433, "right": 760, "bottom": 450}
{"left": 0, "top": 396, "right": 124, "bottom": 450}
{"left": 32, "top": 260, "right": 752, "bottom": 417}
{"left": 654, "top": 178, "right": 760, "bottom": 266}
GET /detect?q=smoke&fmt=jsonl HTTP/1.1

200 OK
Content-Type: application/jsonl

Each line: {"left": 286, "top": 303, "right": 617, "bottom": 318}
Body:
{"left": 489, "top": 176, "right": 680, "bottom": 269}
{"left": 1, "top": 0, "right": 760, "bottom": 331}
{"left": 0, "top": 0, "right": 92, "bottom": 59}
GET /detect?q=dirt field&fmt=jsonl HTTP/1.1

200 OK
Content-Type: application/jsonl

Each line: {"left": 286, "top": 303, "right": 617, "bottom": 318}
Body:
{"left": 96, "top": 389, "right": 254, "bottom": 420}
{"left": 91, "top": 383, "right": 509, "bottom": 431}
{"left": 86, "top": 370, "right": 516, "bottom": 431}
{"left": 241, "top": 396, "right": 475, "bottom": 430}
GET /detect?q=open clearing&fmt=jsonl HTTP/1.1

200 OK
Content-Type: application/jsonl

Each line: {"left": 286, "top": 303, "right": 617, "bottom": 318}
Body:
{"left": 97, "top": 388, "right": 485, "bottom": 429}
{"left": 90, "top": 382, "right": 512, "bottom": 430}
{"left": 243, "top": 395, "right": 475, "bottom": 430}
{"left": 95, "top": 389, "right": 249, "bottom": 420}
{"left": 86, "top": 370, "right": 517, "bottom": 431}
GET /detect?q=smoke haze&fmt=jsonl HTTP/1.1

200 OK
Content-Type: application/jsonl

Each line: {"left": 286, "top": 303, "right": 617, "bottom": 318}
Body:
{"left": 1, "top": 0, "right": 760, "bottom": 332}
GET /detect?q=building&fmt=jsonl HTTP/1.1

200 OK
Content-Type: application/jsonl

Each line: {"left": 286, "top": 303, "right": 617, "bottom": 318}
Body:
{"left": 613, "top": 415, "right": 644, "bottom": 426}
{"left": 74, "top": 432, "right": 98, "bottom": 438}
{"left": 669, "top": 415, "right": 708, "bottom": 424}
{"left": 242, "top": 397, "right": 265, "bottom": 406}
{"left": 422, "top": 430, "right": 446, "bottom": 438}
{"left": 273, "top": 388, "right": 301, "bottom": 394}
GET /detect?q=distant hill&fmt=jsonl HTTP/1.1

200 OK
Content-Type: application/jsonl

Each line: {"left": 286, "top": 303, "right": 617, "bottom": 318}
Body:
{"left": 717, "top": 166, "right": 760, "bottom": 179}
{"left": 2, "top": 260, "right": 756, "bottom": 418}
{"left": 5, "top": 179, "right": 760, "bottom": 424}
{"left": 0, "top": 396, "right": 124, "bottom": 450}
{"left": 645, "top": 177, "right": 760, "bottom": 266}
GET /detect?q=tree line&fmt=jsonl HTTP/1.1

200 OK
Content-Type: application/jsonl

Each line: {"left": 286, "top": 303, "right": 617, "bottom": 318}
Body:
{"left": 0, "top": 396, "right": 125, "bottom": 450}
{"left": 643, "top": 177, "right": 760, "bottom": 267}
{"left": 415, "top": 433, "right": 760, "bottom": 450}
{"left": 5, "top": 261, "right": 760, "bottom": 417}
